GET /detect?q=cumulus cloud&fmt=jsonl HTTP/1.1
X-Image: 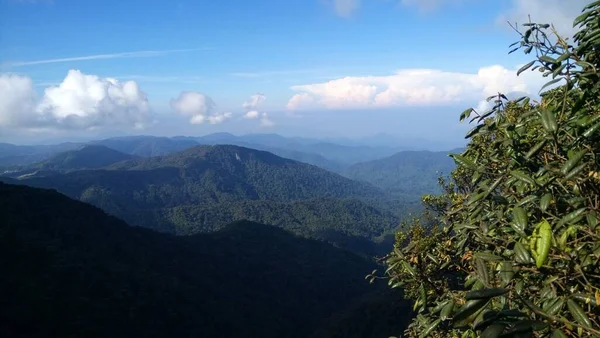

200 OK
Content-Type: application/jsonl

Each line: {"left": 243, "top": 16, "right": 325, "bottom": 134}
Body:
{"left": 0, "top": 70, "right": 151, "bottom": 130}
{"left": 286, "top": 64, "right": 551, "bottom": 111}
{"left": 170, "top": 91, "right": 231, "bottom": 125}
{"left": 241, "top": 93, "right": 274, "bottom": 126}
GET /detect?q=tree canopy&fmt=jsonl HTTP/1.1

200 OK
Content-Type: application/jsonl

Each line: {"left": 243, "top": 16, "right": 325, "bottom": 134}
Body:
{"left": 373, "top": 2, "right": 600, "bottom": 337}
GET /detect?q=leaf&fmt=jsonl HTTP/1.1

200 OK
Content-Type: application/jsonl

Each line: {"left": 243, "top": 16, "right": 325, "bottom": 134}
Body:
{"left": 460, "top": 108, "right": 474, "bottom": 122}
{"left": 560, "top": 150, "right": 587, "bottom": 175}
{"left": 481, "top": 323, "right": 506, "bottom": 338}
{"left": 512, "top": 207, "right": 528, "bottom": 234}
{"left": 510, "top": 170, "right": 537, "bottom": 186}
{"left": 525, "top": 139, "right": 546, "bottom": 159}
{"left": 539, "top": 78, "right": 564, "bottom": 92}
{"left": 474, "top": 252, "right": 504, "bottom": 262}
{"left": 453, "top": 299, "right": 489, "bottom": 328}
{"left": 551, "top": 329, "right": 568, "bottom": 338}
{"left": 540, "top": 193, "right": 553, "bottom": 212}
{"left": 465, "top": 288, "right": 508, "bottom": 300}
{"left": 517, "top": 61, "right": 535, "bottom": 76}
{"left": 475, "top": 258, "right": 489, "bottom": 286}
{"left": 440, "top": 301, "right": 454, "bottom": 320}
{"left": 573, "top": 10, "right": 593, "bottom": 27}
{"left": 583, "top": 121, "right": 600, "bottom": 138}
{"left": 450, "top": 154, "right": 477, "bottom": 170}
{"left": 535, "top": 219, "right": 552, "bottom": 268}
{"left": 420, "top": 319, "right": 441, "bottom": 338}
{"left": 567, "top": 299, "right": 592, "bottom": 327}
{"left": 539, "top": 55, "right": 557, "bottom": 64}
{"left": 559, "top": 208, "right": 587, "bottom": 226}
{"left": 538, "top": 108, "right": 558, "bottom": 132}
{"left": 499, "top": 261, "right": 515, "bottom": 285}
{"left": 514, "top": 242, "right": 534, "bottom": 265}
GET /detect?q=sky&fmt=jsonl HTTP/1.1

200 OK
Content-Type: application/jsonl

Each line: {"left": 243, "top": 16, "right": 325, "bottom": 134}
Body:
{"left": 0, "top": 0, "right": 590, "bottom": 145}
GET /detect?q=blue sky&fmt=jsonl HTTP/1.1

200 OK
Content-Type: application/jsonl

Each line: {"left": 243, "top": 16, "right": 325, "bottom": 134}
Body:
{"left": 0, "top": 0, "right": 587, "bottom": 145}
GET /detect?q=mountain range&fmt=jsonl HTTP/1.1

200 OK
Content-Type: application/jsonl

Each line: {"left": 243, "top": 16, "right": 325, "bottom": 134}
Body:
{"left": 0, "top": 182, "right": 412, "bottom": 338}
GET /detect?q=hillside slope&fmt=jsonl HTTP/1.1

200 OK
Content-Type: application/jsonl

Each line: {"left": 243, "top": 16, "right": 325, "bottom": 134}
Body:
{"left": 4, "top": 145, "right": 404, "bottom": 254}
{"left": 344, "top": 150, "right": 458, "bottom": 197}
{"left": 0, "top": 182, "right": 386, "bottom": 338}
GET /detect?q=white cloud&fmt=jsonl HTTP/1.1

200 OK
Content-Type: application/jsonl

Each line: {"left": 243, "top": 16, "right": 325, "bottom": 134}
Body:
{"left": 260, "top": 112, "right": 275, "bottom": 127}
{"left": 170, "top": 91, "right": 231, "bottom": 125}
{"left": 242, "top": 93, "right": 266, "bottom": 111}
{"left": 5, "top": 48, "right": 210, "bottom": 68}
{"left": 497, "top": 0, "right": 588, "bottom": 39}
{"left": 207, "top": 112, "right": 233, "bottom": 124}
{"left": 286, "top": 64, "right": 551, "bottom": 111}
{"left": 241, "top": 93, "right": 274, "bottom": 126}
{"left": 245, "top": 110, "right": 260, "bottom": 119}
{"left": 0, "top": 70, "right": 151, "bottom": 130}
{"left": 331, "top": 0, "right": 360, "bottom": 17}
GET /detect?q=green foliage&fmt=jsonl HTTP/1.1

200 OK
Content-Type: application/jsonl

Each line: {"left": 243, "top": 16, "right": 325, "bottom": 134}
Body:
{"left": 0, "top": 182, "right": 389, "bottom": 338}
{"left": 4, "top": 145, "right": 409, "bottom": 256}
{"left": 375, "top": 3, "right": 600, "bottom": 337}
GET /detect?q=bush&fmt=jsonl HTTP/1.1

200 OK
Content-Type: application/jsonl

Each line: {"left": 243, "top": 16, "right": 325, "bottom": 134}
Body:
{"left": 371, "top": 2, "right": 600, "bottom": 337}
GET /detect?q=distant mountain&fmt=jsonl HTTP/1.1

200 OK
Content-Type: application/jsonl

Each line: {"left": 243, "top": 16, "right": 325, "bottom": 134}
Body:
{"left": 5, "top": 145, "right": 406, "bottom": 254}
{"left": 0, "top": 142, "right": 81, "bottom": 167}
{"left": 344, "top": 150, "right": 459, "bottom": 198}
{"left": 1, "top": 182, "right": 409, "bottom": 338}
{"left": 89, "top": 135, "right": 199, "bottom": 157}
{"left": 195, "top": 133, "right": 403, "bottom": 167}
{"left": 34, "top": 145, "right": 136, "bottom": 171}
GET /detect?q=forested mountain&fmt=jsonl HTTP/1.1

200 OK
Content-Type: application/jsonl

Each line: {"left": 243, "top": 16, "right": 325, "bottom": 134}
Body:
{"left": 0, "top": 182, "right": 410, "bottom": 338}
{"left": 3, "top": 145, "right": 408, "bottom": 255}
{"left": 31, "top": 145, "right": 136, "bottom": 171}
{"left": 89, "top": 135, "right": 200, "bottom": 157}
{"left": 0, "top": 142, "right": 81, "bottom": 167}
{"left": 344, "top": 149, "right": 460, "bottom": 198}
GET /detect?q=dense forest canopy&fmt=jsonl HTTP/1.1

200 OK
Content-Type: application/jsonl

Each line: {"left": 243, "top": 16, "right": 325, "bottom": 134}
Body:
{"left": 0, "top": 182, "right": 411, "bottom": 338}
{"left": 375, "top": 2, "right": 600, "bottom": 337}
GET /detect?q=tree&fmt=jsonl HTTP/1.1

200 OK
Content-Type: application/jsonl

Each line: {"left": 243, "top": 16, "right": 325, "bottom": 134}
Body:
{"left": 370, "top": 2, "right": 600, "bottom": 337}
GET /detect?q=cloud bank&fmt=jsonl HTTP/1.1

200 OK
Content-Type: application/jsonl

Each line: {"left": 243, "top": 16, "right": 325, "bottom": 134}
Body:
{"left": 0, "top": 70, "right": 151, "bottom": 130}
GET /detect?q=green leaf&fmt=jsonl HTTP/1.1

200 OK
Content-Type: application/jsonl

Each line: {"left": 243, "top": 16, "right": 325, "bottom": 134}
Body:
{"left": 538, "top": 108, "right": 558, "bottom": 132}
{"left": 510, "top": 170, "right": 537, "bottom": 186}
{"left": 499, "top": 261, "right": 515, "bottom": 285}
{"left": 525, "top": 139, "right": 546, "bottom": 159}
{"left": 512, "top": 207, "right": 528, "bottom": 234}
{"left": 440, "top": 301, "right": 454, "bottom": 320}
{"left": 465, "top": 288, "right": 508, "bottom": 300}
{"left": 450, "top": 154, "right": 477, "bottom": 170}
{"left": 583, "top": 121, "right": 600, "bottom": 138}
{"left": 535, "top": 219, "right": 552, "bottom": 268}
{"left": 574, "top": 9, "right": 593, "bottom": 27}
{"left": 551, "top": 329, "right": 568, "bottom": 338}
{"left": 460, "top": 108, "right": 474, "bottom": 122}
{"left": 481, "top": 324, "right": 507, "bottom": 338}
{"left": 540, "top": 193, "right": 553, "bottom": 212}
{"left": 560, "top": 150, "right": 587, "bottom": 175}
{"left": 559, "top": 208, "right": 587, "bottom": 226}
{"left": 419, "top": 319, "right": 441, "bottom": 338}
{"left": 517, "top": 61, "right": 535, "bottom": 76}
{"left": 567, "top": 299, "right": 592, "bottom": 327}
{"left": 514, "top": 242, "right": 534, "bottom": 265}
{"left": 453, "top": 299, "right": 489, "bottom": 328}
{"left": 539, "top": 78, "right": 564, "bottom": 92}
{"left": 539, "top": 55, "right": 557, "bottom": 64}
{"left": 474, "top": 252, "right": 504, "bottom": 262}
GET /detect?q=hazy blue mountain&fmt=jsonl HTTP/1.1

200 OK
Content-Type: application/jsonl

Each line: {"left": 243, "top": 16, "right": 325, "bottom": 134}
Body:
{"left": 344, "top": 149, "right": 459, "bottom": 198}
{"left": 89, "top": 135, "right": 199, "bottom": 157}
